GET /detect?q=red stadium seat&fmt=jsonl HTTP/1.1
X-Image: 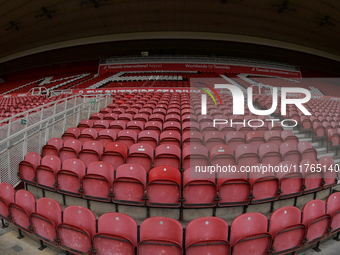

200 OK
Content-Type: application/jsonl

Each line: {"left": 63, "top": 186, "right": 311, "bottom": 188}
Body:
{"left": 182, "top": 121, "right": 200, "bottom": 133}
{"left": 298, "top": 141, "right": 317, "bottom": 160}
{"left": 82, "top": 161, "right": 114, "bottom": 202}
{"left": 146, "top": 166, "right": 181, "bottom": 207}
{"left": 281, "top": 130, "right": 299, "bottom": 146}
{"left": 113, "top": 164, "right": 146, "bottom": 206}
{"left": 230, "top": 212, "right": 271, "bottom": 255}
{"left": 126, "top": 120, "right": 144, "bottom": 134}
{"left": 56, "top": 159, "right": 86, "bottom": 197}
{"left": 93, "top": 213, "right": 137, "bottom": 255}
{"left": 93, "top": 120, "right": 109, "bottom": 131}
{"left": 200, "top": 122, "right": 218, "bottom": 136}
{"left": 57, "top": 206, "right": 96, "bottom": 254}
{"left": 210, "top": 144, "right": 235, "bottom": 166}
{"left": 78, "top": 141, "right": 103, "bottom": 167}
{"left": 137, "top": 130, "right": 159, "bottom": 149}
{"left": 95, "top": 129, "right": 116, "bottom": 147}
{"left": 326, "top": 193, "right": 340, "bottom": 234}
{"left": 269, "top": 206, "right": 305, "bottom": 254}
{"left": 246, "top": 131, "right": 266, "bottom": 149}
{"left": 116, "top": 130, "right": 137, "bottom": 148}
{"left": 118, "top": 113, "right": 133, "bottom": 124}
{"left": 9, "top": 190, "right": 36, "bottom": 233}
{"left": 313, "top": 122, "right": 326, "bottom": 138}
{"left": 148, "top": 114, "right": 164, "bottom": 125}
{"left": 154, "top": 144, "right": 181, "bottom": 169}
{"left": 30, "top": 198, "right": 62, "bottom": 246}
{"left": 264, "top": 131, "right": 283, "bottom": 148}
{"left": 235, "top": 144, "right": 260, "bottom": 166}
{"left": 59, "top": 139, "right": 82, "bottom": 163}
{"left": 217, "top": 169, "right": 250, "bottom": 206}
{"left": 186, "top": 217, "right": 230, "bottom": 255}
{"left": 159, "top": 130, "right": 181, "bottom": 148}
{"left": 300, "top": 116, "right": 312, "bottom": 130}
{"left": 61, "top": 127, "right": 80, "bottom": 142}
{"left": 77, "top": 119, "right": 93, "bottom": 131}
{"left": 301, "top": 159, "right": 323, "bottom": 194}
{"left": 319, "top": 156, "right": 337, "bottom": 188}
{"left": 138, "top": 217, "right": 183, "bottom": 255}
{"left": 276, "top": 161, "right": 303, "bottom": 199}
{"left": 19, "top": 152, "right": 41, "bottom": 185}
{"left": 268, "top": 121, "right": 283, "bottom": 134}
{"left": 133, "top": 113, "right": 149, "bottom": 124}
{"left": 103, "top": 113, "right": 117, "bottom": 121}
{"left": 102, "top": 142, "right": 128, "bottom": 170}
{"left": 249, "top": 163, "right": 279, "bottom": 203}
{"left": 302, "top": 200, "right": 330, "bottom": 245}
{"left": 144, "top": 121, "right": 163, "bottom": 135}
{"left": 109, "top": 120, "right": 126, "bottom": 133}
{"left": 204, "top": 131, "right": 225, "bottom": 151}
{"left": 42, "top": 138, "right": 63, "bottom": 157}
{"left": 236, "top": 123, "right": 253, "bottom": 136}
{"left": 182, "top": 145, "right": 209, "bottom": 171}
{"left": 258, "top": 143, "right": 282, "bottom": 165}
{"left": 78, "top": 128, "right": 98, "bottom": 145}
{"left": 219, "top": 121, "right": 236, "bottom": 135}
{"left": 126, "top": 143, "right": 154, "bottom": 172}
{"left": 182, "top": 131, "right": 203, "bottom": 149}
{"left": 328, "top": 129, "right": 340, "bottom": 146}
{"left": 163, "top": 121, "right": 181, "bottom": 133}
{"left": 279, "top": 142, "right": 302, "bottom": 165}
{"left": 36, "top": 155, "right": 61, "bottom": 191}
{"left": 99, "top": 107, "right": 112, "bottom": 114}
{"left": 90, "top": 113, "right": 103, "bottom": 120}
{"left": 225, "top": 131, "right": 246, "bottom": 150}
{"left": 183, "top": 168, "right": 217, "bottom": 208}
{"left": 0, "top": 183, "right": 15, "bottom": 222}
{"left": 165, "top": 113, "right": 181, "bottom": 124}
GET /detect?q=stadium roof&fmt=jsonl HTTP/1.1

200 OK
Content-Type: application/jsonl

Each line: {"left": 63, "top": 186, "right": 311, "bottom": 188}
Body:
{"left": 1, "top": 0, "right": 339, "bottom": 74}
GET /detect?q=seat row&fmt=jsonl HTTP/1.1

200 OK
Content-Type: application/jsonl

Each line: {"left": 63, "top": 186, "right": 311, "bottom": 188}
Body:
{"left": 19, "top": 151, "right": 337, "bottom": 207}
{"left": 36, "top": 133, "right": 321, "bottom": 173}
{"left": 1, "top": 183, "right": 340, "bottom": 255}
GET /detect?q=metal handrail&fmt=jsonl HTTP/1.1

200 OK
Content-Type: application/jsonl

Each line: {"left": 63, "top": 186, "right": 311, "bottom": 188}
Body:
{"left": 0, "top": 94, "right": 108, "bottom": 146}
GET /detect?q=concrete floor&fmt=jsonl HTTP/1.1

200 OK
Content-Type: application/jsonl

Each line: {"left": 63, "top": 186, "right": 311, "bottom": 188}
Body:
{"left": 0, "top": 225, "right": 65, "bottom": 255}
{"left": 299, "top": 236, "right": 340, "bottom": 255}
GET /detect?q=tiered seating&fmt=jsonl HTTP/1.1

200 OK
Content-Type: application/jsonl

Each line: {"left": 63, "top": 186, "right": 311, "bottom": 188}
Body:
{"left": 1, "top": 182, "right": 340, "bottom": 255}
{"left": 100, "top": 71, "right": 220, "bottom": 88}
{"left": 0, "top": 94, "right": 69, "bottom": 126}
{"left": 71, "top": 72, "right": 116, "bottom": 89}
{"left": 254, "top": 92, "right": 340, "bottom": 152}
{"left": 16, "top": 91, "right": 337, "bottom": 208}
{"left": 1, "top": 72, "right": 92, "bottom": 95}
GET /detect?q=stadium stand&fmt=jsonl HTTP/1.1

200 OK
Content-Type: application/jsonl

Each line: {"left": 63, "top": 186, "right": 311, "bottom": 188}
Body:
{"left": 0, "top": 58, "right": 340, "bottom": 255}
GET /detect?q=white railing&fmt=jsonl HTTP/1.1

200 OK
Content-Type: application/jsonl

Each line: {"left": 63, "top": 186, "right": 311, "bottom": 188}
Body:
{"left": 100, "top": 55, "right": 299, "bottom": 72}
{"left": 0, "top": 94, "right": 112, "bottom": 187}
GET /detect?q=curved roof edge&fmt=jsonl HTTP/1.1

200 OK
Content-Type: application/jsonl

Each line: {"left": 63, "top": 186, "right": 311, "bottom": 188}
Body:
{"left": 1, "top": 31, "right": 340, "bottom": 65}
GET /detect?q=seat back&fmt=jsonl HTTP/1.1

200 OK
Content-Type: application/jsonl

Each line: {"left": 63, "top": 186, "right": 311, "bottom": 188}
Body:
{"left": 186, "top": 217, "right": 230, "bottom": 254}
{"left": 139, "top": 217, "right": 183, "bottom": 254}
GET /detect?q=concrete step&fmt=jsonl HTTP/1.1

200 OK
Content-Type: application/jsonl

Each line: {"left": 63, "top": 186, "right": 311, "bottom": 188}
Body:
{"left": 295, "top": 134, "right": 306, "bottom": 138}
{"left": 317, "top": 152, "right": 335, "bottom": 159}
{"left": 316, "top": 147, "right": 327, "bottom": 153}
{"left": 299, "top": 138, "right": 312, "bottom": 142}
